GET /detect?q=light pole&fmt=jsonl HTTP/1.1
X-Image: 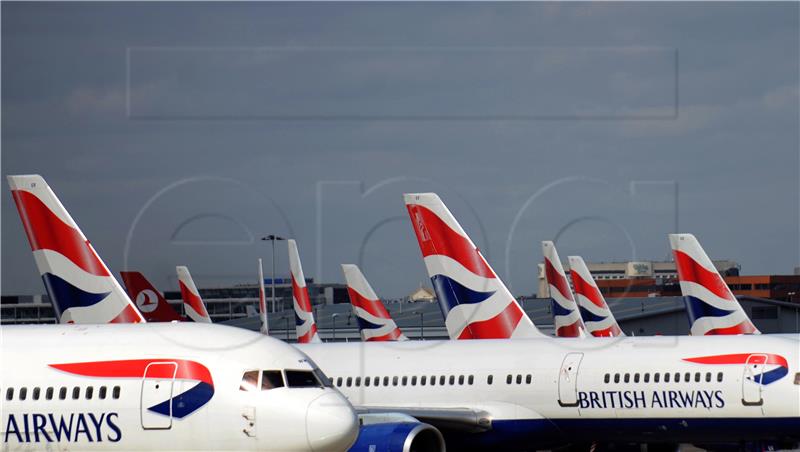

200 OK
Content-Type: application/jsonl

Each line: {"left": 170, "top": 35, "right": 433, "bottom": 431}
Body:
{"left": 261, "top": 235, "right": 286, "bottom": 314}
{"left": 332, "top": 313, "right": 340, "bottom": 342}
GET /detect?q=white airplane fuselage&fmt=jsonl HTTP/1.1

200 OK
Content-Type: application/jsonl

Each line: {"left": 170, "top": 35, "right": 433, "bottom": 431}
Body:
{"left": 1, "top": 323, "right": 358, "bottom": 451}
{"left": 300, "top": 334, "right": 800, "bottom": 447}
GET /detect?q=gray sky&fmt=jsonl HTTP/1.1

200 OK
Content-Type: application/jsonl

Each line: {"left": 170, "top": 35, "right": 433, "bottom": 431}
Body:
{"left": 2, "top": 2, "right": 798, "bottom": 298}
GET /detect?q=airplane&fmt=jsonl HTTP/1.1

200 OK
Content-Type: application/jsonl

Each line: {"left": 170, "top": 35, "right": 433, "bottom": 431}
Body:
{"left": 669, "top": 233, "right": 760, "bottom": 336}
{"left": 258, "top": 258, "right": 269, "bottom": 335}
{"left": 405, "top": 195, "right": 542, "bottom": 340}
{"left": 176, "top": 266, "right": 212, "bottom": 323}
{"left": 4, "top": 175, "right": 359, "bottom": 450}
{"left": 567, "top": 256, "right": 625, "bottom": 337}
{"left": 341, "top": 264, "right": 407, "bottom": 342}
{"left": 8, "top": 175, "right": 144, "bottom": 324}
{"left": 1, "top": 323, "right": 359, "bottom": 451}
{"left": 120, "top": 271, "right": 184, "bottom": 322}
{"left": 297, "top": 193, "right": 800, "bottom": 450}
{"left": 288, "top": 239, "right": 321, "bottom": 343}
{"left": 542, "top": 241, "right": 586, "bottom": 338}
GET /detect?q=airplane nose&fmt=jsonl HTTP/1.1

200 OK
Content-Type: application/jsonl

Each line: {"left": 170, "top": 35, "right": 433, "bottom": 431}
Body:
{"left": 305, "top": 392, "right": 359, "bottom": 452}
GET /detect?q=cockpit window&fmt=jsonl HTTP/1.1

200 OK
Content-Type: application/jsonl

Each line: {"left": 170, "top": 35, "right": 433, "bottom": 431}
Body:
{"left": 313, "top": 368, "right": 333, "bottom": 387}
{"left": 239, "top": 370, "right": 260, "bottom": 392}
{"left": 262, "top": 370, "right": 285, "bottom": 390}
{"left": 285, "top": 370, "right": 322, "bottom": 388}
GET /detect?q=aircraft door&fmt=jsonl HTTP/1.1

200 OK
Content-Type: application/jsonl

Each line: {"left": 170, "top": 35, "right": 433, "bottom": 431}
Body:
{"left": 742, "top": 354, "right": 766, "bottom": 407}
{"left": 141, "top": 361, "right": 178, "bottom": 429}
{"left": 558, "top": 352, "right": 584, "bottom": 407}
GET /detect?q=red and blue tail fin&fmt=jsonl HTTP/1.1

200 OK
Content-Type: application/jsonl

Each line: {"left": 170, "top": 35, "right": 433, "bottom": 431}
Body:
{"left": 669, "top": 233, "right": 759, "bottom": 335}
{"left": 120, "top": 271, "right": 183, "bottom": 322}
{"left": 542, "top": 241, "right": 585, "bottom": 338}
{"left": 7, "top": 175, "right": 144, "bottom": 324}
{"left": 567, "top": 256, "right": 624, "bottom": 337}
{"left": 258, "top": 258, "right": 269, "bottom": 335}
{"left": 288, "top": 239, "right": 321, "bottom": 343}
{"left": 404, "top": 193, "right": 543, "bottom": 339}
{"left": 342, "top": 264, "right": 407, "bottom": 341}
{"left": 176, "top": 266, "right": 212, "bottom": 323}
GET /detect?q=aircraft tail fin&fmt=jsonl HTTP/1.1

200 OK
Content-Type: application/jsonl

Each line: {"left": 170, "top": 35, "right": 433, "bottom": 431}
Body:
{"left": 342, "top": 264, "right": 407, "bottom": 341}
{"left": 176, "top": 266, "right": 212, "bottom": 323}
{"left": 669, "top": 233, "right": 759, "bottom": 335}
{"left": 120, "top": 271, "right": 182, "bottom": 322}
{"left": 404, "top": 193, "right": 543, "bottom": 339}
{"left": 567, "top": 256, "right": 624, "bottom": 337}
{"left": 289, "top": 239, "right": 321, "bottom": 343}
{"left": 542, "top": 241, "right": 586, "bottom": 338}
{"left": 7, "top": 174, "right": 144, "bottom": 324}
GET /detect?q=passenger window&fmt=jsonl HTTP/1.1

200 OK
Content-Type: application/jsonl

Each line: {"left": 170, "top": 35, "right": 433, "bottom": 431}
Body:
{"left": 346, "top": 377, "right": 353, "bottom": 387}
{"left": 525, "top": 375, "right": 532, "bottom": 384}
{"left": 664, "top": 373, "right": 671, "bottom": 383}
{"left": 458, "top": 375, "right": 464, "bottom": 385}
{"left": 604, "top": 374, "right": 610, "bottom": 383}
{"left": 717, "top": 372, "right": 724, "bottom": 383}
{"left": 420, "top": 376, "right": 426, "bottom": 386}
{"left": 112, "top": 386, "right": 120, "bottom": 399}
{"left": 516, "top": 375, "right": 522, "bottom": 384}
{"left": 795, "top": 372, "right": 800, "bottom": 385}
{"left": 643, "top": 373, "right": 650, "bottom": 383}
{"left": 85, "top": 387, "right": 93, "bottom": 400}
{"left": 385, "top": 377, "right": 390, "bottom": 386}
{"left": 365, "top": 377, "right": 371, "bottom": 387}
{"left": 261, "top": 371, "right": 285, "bottom": 390}
{"left": 439, "top": 376, "right": 446, "bottom": 385}
{"left": 674, "top": 372, "right": 680, "bottom": 382}
{"left": 46, "top": 387, "right": 54, "bottom": 400}
{"left": 392, "top": 377, "right": 398, "bottom": 386}
{"left": 468, "top": 375, "right": 474, "bottom": 385}
{"left": 239, "top": 370, "right": 260, "bottom": 391}
{"left": 72, "top": 387, "right": 80, "bottom": 400}
{"left": 355, "top": 377, "right": 361, "bottom": 387}
{"left": 98, "top": 387, "right": 106, "bottom": 400}
{"left": 401, "top": 376, "right": 408, "bottom": 386}
{"left": 411, "top": 376, "right": 417, "bottom": 386}
{"left": 487, "top": 375, "right": 493, "bottom": 385}
{"left": 634, "top": 373, "right": 640, "bottom": 383}
{"left": 19, "top": 387, "right": 27, "bottom": 401}
{"left": 32, "top": 387, "right": 40, "bottom": 401}
{"left": 5, "top": 387, "right": 13, "bottom": 401}
{"left": 430, "top": 375, "right": 435, "bottom": 385}
{"left": 694, "top": 373, "right": 701, "bottom": 383}
{"left": 59, "top": 387, "right": 67, "bottom": 400}
{"left": 336, "top": 377, "right": 343, "bottom": 387}
{"left": 684, "top": 372, "right": 691, "bottom": 383}
{"left": 614, "top": 374, "right": 620, "bottom": 383}
{"left": 285, "top": 370, "right": 321, "bottom": 388}
{"left": 623, "top": 374, "right": 630, "bottom": 383}
{"left": 449, "top": 376, "right": 455, "bottom": 385}
{"left": 705, "top": 372, "right": 711, "bottom": 383}
{"left": 654, "top": 373, "right": 660, "bottom": 383}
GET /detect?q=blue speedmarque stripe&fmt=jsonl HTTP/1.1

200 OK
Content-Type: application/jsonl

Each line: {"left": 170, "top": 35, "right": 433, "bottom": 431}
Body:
{"left": 148, "top": 382, "right": 214, "bottom": 419}
{"left": 431, "top": 274, "right": 495, "bottom": 316}
{"left": 42, "top": 272, "right": 110, "bottom": 318}
{"left": 683, "top": 295, "right": 735, "bottom": 325}
{"left": 356, "top": 315, "right": 383, "bottom": 332}
{"left": 578, "top": 305, "right": 606, "bottom": 323}
{"left": 551, "top": 299, "right": 576, "bottom": 317}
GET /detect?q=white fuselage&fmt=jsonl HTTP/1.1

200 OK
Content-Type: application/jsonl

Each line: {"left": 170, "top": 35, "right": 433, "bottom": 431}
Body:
{"left": 300, "top": 334, "right": 800, "bottom": 446}
{"left": 1, "top": 323, "right": 358, "bottom": 451}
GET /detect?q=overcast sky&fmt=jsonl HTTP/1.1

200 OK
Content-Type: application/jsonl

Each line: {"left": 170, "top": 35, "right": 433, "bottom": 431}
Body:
{"left": 2, "top": 2, "right": 798, "bottom": 298}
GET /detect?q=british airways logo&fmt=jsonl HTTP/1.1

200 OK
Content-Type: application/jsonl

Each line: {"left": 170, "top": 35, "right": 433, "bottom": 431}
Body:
{"left": 578, "top": 390, "right": 725, "bottom": 410}
{"left": 49, "top": 359, "right": 215, "bottom": 418}
{"left": 4, "top": 412, "right": 121, "bottom": 443}
{"left": 683, "top": 353, "right": 789, "bottom": 386}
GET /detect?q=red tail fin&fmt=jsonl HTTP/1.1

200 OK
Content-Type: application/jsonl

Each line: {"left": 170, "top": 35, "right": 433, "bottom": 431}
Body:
{"left": 120, "top": 272, "right": 183, "bottom": 322}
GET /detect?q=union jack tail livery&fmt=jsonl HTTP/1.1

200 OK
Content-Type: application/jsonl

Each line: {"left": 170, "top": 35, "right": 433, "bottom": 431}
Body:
{"left": 176, "top": 266, "right": 212, "bottom": 323}
{"left": 341, "top": 264, "right": 408, "bottom": 342}
{"left": 542, "top": 241, "right": 585, "bottom": 338}
{"left": 258, "top": 258, "right": 269, "bottom": 335}
{"left": 7, "top": 174, "right": 144, "bottom": 324}
{"left": 288, "top": 239, "right": 321, "bottom": 343}
{"left": 120, "top": 271, "right": 183, "bottom": 322}
{"left": 404, "top": 193, "right": 543, "bottom": 339}
{"left": 669, "top": 233, "right": 760, "bottom": 335}
{"left": 567, "top": 256, "right": 624, "bottom": 337}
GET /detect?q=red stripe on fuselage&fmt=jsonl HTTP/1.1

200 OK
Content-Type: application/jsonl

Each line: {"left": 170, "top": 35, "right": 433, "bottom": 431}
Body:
{"left": 406, "top": 204, "right": 494, "bottom": 279}
{"left": 11, "top": 190, "right": 109, "bottom": 277}
{"left": 50, "top": 359, "right": 213, "bottom": 385}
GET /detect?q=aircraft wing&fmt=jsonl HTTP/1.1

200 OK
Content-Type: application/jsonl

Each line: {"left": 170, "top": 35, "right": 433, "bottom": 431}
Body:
{"left": 354, "top": 406, "right": 492, "bottom": 432}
